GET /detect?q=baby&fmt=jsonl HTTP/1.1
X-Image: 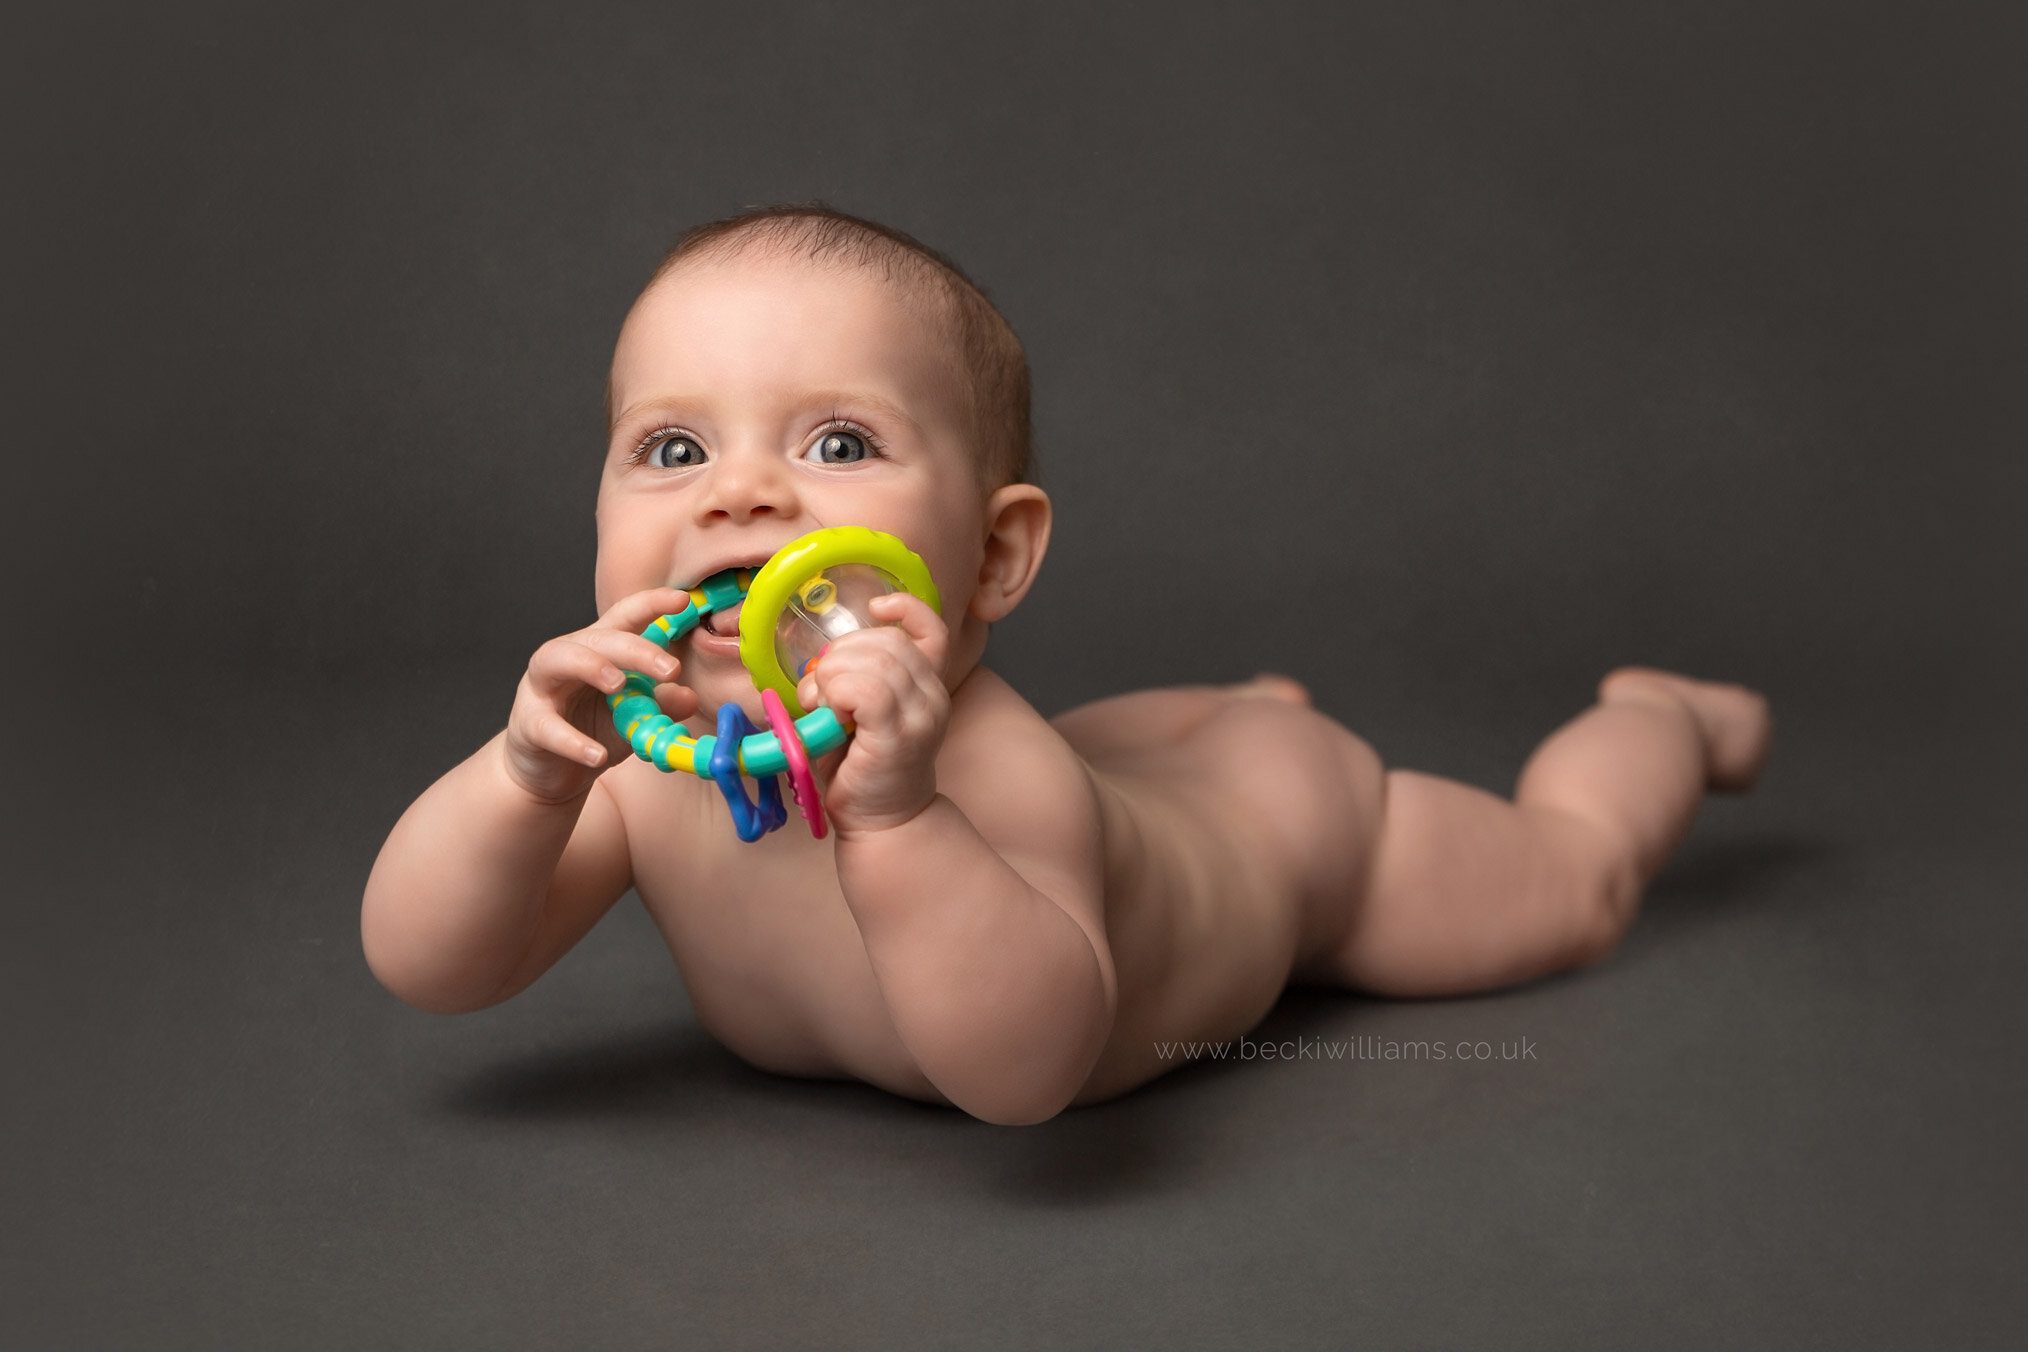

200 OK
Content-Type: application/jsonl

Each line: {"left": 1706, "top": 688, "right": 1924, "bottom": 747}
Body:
{"left": 362, "top": 206, "right": 1772, "bottom": 1125}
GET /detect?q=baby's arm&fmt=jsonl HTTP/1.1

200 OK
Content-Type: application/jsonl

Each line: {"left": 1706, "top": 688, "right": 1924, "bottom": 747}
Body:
{"left": 807, "top": 596, "right": 1116, "bottom": 1125}
{"left": 360, "top": 588, "right": 697, "bottom": 1012}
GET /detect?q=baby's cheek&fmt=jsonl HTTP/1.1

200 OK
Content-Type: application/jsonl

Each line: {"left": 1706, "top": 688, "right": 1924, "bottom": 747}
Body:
{"left": 591, "top": 551, "right": 632, "bottom": 615}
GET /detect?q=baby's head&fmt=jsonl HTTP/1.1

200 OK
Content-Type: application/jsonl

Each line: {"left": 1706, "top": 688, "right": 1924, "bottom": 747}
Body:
{"left": 597, "top": 206, "right": 1051, "bottom": 717}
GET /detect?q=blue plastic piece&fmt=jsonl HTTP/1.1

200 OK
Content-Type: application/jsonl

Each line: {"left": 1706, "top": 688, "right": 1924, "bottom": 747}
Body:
{"left": 709, "top": 703, "right": 787, "bottom": 843}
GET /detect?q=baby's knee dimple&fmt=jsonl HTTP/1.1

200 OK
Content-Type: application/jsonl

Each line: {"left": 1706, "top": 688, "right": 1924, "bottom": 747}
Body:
{"left": 1530, "top": 806, "right": 1642, "bottom": 948}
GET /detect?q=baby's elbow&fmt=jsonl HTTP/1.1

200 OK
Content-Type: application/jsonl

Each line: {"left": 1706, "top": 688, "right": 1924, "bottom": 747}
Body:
{"left": 362, "top": 943, "right": 461, "bottom": 1014}
{"left": 958, "top": 1080, "right": 1078, "bottom": 1127}
{"left": 946, "top": 1024, "right": 1109, "bottom": 1126}
{"left": 360, "top": 916, "right": 503, "bottom": 1016}
{"left": 375, "top": 972, "right": 496, "bottom": 1017}
{"left": 978, "top": 1104, "right": 1069, "bottom": 1127}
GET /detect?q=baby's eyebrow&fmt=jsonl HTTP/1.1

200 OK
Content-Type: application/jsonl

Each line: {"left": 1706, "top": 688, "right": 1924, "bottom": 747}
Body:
{"left": 610, "top": 395, "right": 704, "bottom": 436}
{"left": 802, "top": 390, "right": 924, "bottom": 434}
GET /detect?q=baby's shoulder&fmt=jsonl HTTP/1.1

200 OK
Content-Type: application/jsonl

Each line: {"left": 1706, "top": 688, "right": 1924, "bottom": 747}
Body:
{"left": 942, "top": 665, "right": 1080, "bottom": 768}
{"left": 939, "top": 666, "right": 1101, "bottom": 841}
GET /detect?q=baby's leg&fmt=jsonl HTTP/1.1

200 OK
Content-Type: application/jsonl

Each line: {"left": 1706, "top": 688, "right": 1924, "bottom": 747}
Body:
{"left": 1325, "top": 668, "right": 1771, "bottom": 997}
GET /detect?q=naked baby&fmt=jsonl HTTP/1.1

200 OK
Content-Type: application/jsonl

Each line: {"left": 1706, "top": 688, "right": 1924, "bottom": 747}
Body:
{"left": 362, "top": 206, "right": 1772, "bottom": 1125}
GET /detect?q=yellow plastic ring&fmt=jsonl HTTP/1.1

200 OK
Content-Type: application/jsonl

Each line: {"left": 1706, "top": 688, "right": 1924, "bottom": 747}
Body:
{"left": 737, "top": 526, "right": 941, "bottom": 717}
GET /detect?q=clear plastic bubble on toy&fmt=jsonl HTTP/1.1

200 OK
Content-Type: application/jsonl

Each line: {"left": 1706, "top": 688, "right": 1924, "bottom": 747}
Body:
{"left": 604, "top": 526, "right": 940, "bottom": 844}
{"left": 773, "top": 563, "right": 910, "bottom": 685}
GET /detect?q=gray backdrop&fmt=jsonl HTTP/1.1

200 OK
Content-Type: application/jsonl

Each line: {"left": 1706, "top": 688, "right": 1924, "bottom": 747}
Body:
{"left": 5, "top": 2, "right": 2023, "bottom": 1348}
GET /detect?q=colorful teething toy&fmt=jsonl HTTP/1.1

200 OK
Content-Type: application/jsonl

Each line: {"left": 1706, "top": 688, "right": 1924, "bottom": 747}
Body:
{"left": 605, "top": 526, "right": 940, "bottom": 842}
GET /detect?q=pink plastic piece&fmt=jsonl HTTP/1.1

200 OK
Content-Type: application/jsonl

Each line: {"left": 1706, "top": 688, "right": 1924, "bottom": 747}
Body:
{"left": 762, "top": 688, "right": 827, "bottom": 839}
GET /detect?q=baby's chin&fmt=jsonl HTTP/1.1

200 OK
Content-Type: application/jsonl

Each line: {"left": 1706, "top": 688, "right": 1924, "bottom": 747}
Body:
{"left": 673, "top": 641, "right": 768, "bottom": 726}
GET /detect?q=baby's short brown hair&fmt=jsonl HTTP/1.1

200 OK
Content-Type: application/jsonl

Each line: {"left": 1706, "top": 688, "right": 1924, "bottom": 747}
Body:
{"left": 645, "top": 204, "right": 1032, "bottom": 492}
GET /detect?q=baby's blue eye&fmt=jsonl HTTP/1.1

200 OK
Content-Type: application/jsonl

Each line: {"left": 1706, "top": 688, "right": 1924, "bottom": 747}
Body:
{"left": 806, "top": 430, "right": 869, "bottom": 464}
{"left": 646, "top": 434, "right": 706, "bottom": 468}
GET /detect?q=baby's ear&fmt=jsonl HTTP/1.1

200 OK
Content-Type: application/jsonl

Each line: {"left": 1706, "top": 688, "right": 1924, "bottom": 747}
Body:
{"left": 970, "top": 484, "right": 1051, "bottom": 622}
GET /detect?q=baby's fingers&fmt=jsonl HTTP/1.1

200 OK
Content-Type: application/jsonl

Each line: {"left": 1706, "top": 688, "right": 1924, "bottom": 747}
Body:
{"left": 571, "top": 628, "right": 682, "bottom": 682}
{"left": 523, "top": 705, "right": 608, "bottom": 769}
{"left": 527, "top": 637, "right": 630, "bottom": 698}
{"left": 599, "top": 586, "right": 699, "bottom": 636}
{"left": 869, "top": 592, "right": 948, "bottom": 669}
{"left": 815, "top": 662, "right": 906, "bottom": 735}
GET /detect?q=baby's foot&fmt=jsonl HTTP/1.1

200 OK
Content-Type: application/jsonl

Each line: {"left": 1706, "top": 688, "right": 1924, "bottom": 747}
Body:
{"left": 1598, "top": 666, "right": 1773, "bottom": 793}
{"left": 1229, "top": 672, "right": 1313, "bottom": 707}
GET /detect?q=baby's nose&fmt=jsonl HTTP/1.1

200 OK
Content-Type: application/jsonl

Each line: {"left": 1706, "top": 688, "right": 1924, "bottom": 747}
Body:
{"left": 699, "top": 452, "right": 796, "bottom": 522}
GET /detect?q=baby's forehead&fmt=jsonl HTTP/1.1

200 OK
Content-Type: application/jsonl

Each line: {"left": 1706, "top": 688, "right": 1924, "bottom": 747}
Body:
{"left": 639, "top": 247, "right": 947, "bottom": 332}
{"left": 611, "top": 251, "right": 969, "bottom": 409}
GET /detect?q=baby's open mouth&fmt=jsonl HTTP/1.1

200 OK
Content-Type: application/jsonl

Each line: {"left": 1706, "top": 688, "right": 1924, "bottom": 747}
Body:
{"left": 701, "top": 601, "right": 742, "bottom": 638}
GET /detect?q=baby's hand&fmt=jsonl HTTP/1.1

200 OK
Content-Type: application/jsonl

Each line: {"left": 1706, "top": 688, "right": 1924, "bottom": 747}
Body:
{"left": 502, "top": 587, "right": 699, "bottom": 804}
{"left": 796, "top": 592, "right": 950, "bottom": 836}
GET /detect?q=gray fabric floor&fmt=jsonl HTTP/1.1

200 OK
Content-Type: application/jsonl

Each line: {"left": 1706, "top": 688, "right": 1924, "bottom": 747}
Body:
{"left": 8, "top": 669, "right": 2023, "bottom": 1348}
{"left": 5, "top": 1, "right": 2024, "bottom": 1345}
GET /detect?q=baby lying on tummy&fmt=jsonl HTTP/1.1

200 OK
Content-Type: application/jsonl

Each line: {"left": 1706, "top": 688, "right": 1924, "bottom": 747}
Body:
{"left": 362, "top": 205, "right": 1772, "bottom": 1125}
